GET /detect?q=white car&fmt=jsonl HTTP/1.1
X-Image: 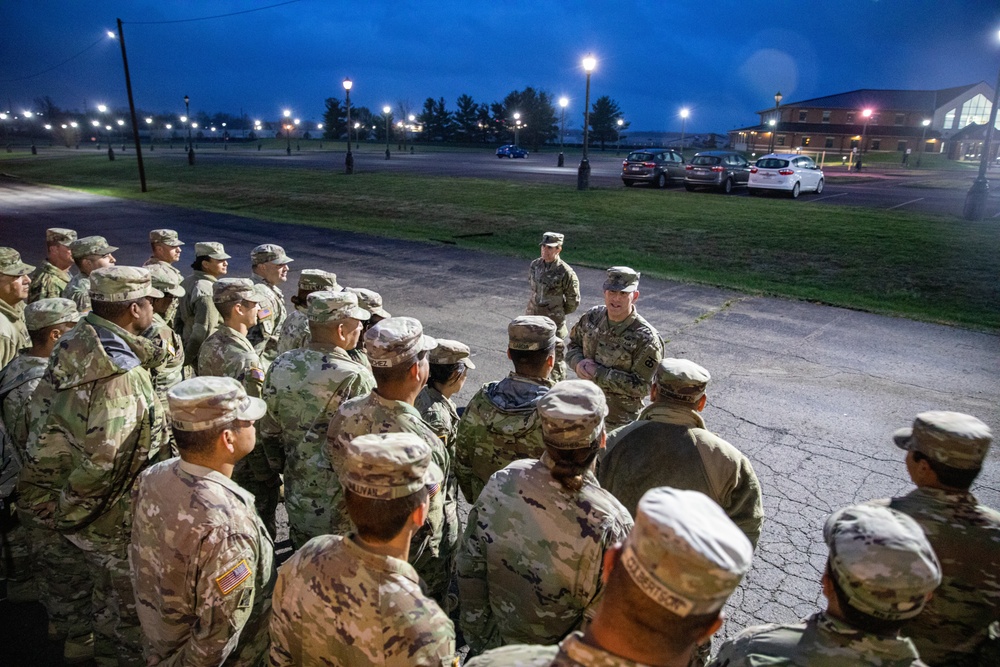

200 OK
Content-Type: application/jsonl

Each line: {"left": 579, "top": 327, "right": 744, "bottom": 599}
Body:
{"left": 748, "top": 153, "right": 825, "bottom": 198}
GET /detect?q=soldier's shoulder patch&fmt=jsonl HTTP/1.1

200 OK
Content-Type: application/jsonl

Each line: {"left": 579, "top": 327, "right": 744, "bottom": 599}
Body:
{"left": 249, "top": 367, "right": 265, "bottom": 382}
{"left": 258, "top": 308, "right": 272, "bottom": 320}
{"left": 216, "top": 559, "right": 252, "bottom": 595}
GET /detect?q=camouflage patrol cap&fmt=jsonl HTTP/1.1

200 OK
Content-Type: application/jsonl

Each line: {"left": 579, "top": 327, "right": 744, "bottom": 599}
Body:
{"left": 537, "top": 379, "right": 607, "bottom": 448}
{"left": 364, "top": 316, "right": 437, "bottom": 368}
{"left": 46, "top": 228, "right": 77, "bottom": 246}
{"left": 429, "top": 338, "right": 475, "bottom": 369}
{"left": 508, "top": 315, "right": 557, "bottom": 351}
{"left": 298, "top": 269, "right": 339, "bottom": 291}
{"left": 167, "top": 376, "right": 266, "bottom": 431}
{"left": 340, "top": 432, "right": 444, "bottom": 500}
{"left": 656, "top": 358, "right": 711, "bottom": 403}
{"left": 621, "top": 488, "right": 752, "bottom": 617}
{"left": 348, "top": 287, "right": 391, "bottom": 318}
{"left": 541, "top": 231, "right": 564, "bottom": 247}
{"left": 251, "top": 243, "right": 293, "bottom": 266}
{"left": 145, "top": 263, "right": 185, "bottom": 297}
{"left": 70, "top": 236, "right": 117, "bottom": 260}
{"left": 0, "top": 247, "right": 35, "bottom": 276}
{"left": 307, "top": 290, "right": 370, "bottom": 324}
{"left": 213, "top": 278, "right": 268, "bottom": 304}
{"left": 24, "top": 298, "right": 80, "bottom": 331}
{"left": 89, "top": 266, "right": 163, "bottom": 302}
{"left": 825, "top": 504, "right": 941, "bottom": 621}
{"left": 194, "top": 242, "right": 231, "bottom": 260}
{"left": 893, "top": 411, "right": 992, "bottom": 470}
{"left": 149, "top": 229, "right": 184, "bottom": 246}
{"left": 603, "top": 266, "right": 640, "bottom": 292}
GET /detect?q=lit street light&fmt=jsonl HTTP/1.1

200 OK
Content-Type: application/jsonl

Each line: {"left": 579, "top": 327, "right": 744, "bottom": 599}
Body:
{"left": 117, "top": 118, "right": 126, "bottom": 151}
{"left": 963, "top": 27, "right": 1000, "bottom": 220}
{"left": 283, "top": 109, "right": 292, "bottom": 155}
{"left": 858, "top": 108, "right": 873, "bottom": 170}
{"left": 768, "top": 91, "right": 782, "bottom": 153}
{"left": 343, "top": 77, "right": 354, "bottom": 174}
{"left": 513, "top": 112, "right": 521, "bottom": 146}
{"left": 577, "top": 54, "right": 596, "bottom": 191}
{"left": 184, "top": 95, "right": 194, "bottom": 165}
{"left": 383, "top": 105, "right": 392, "bottom": 160}
{"left": 916, "top": 118, "right": 931, "bottom": 167}
{"left": 558, "top": 96, "right": 568, "bottom": 167}
{"left": 679, "top": 108, "right": 689, "bottom": 158}
{"left": 616, "top": 118, "right": 624, "bottom": 155}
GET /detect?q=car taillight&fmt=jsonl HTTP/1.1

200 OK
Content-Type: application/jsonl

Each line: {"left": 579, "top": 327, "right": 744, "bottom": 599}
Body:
{"left": 685, "top": 165, "right": 693, "bottom": 170}
{"left": 750, "top": 167, "right": 758, "bottom": 173}
{"left": 644, "top": 162, "right": 656, "bottom": 168}
{"left": 622, "top": 161, "right": 628, "bottom": 167}
{"left": 778, "top": 169, "right": 794, "bottom": 176}
{"left": 711, "top": 166, "right": 725, "bottom": 172}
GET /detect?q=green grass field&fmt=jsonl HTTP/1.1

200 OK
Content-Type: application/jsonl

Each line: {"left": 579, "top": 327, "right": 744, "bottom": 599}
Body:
{"left": 2, "top": 152, "right": 997, "bottom": 331}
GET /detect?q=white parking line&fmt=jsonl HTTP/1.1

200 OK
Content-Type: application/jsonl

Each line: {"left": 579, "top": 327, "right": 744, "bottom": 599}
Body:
{"left": 887, "top": 198, "right": 924, "bottom": 210}
{"left": 809, "top": 193, "right": 848, "bottom": 202}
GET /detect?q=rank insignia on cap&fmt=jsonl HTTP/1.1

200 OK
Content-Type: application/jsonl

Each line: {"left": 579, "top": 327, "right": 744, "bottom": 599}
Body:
{"left": 216, "top": 559, "right": 252, "bottom": 595}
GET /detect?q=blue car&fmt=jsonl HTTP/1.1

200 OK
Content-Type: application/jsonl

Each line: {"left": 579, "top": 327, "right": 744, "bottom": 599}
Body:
{"left": 496, "top": 144, "right": 529, "bottom": 159}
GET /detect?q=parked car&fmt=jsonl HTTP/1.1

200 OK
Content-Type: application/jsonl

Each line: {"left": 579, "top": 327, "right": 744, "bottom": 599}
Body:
{"left": 621, "top": 149, "right": 686, "bottom": 188}
{"left": 684, "top": 151, "right": 752, "bottom": 193}
{"left": 748, "top": 153, "right": 825, "bottom": 198}
{"left": 496, "top": 144, "right": 529, "bottom": 158}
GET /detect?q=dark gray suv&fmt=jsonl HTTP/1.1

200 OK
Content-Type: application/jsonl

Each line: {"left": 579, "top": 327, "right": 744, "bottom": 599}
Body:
{"left": 621, "top": 149, "right": 686, "bottom": 188}
{"left": 683, "top": 151, "right": 751, "bottom": 194}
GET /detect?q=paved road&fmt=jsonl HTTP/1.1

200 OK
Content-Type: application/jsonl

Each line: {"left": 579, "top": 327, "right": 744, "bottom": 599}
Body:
{"left": 1, "top": 177, "right": 997, "bottom": 653}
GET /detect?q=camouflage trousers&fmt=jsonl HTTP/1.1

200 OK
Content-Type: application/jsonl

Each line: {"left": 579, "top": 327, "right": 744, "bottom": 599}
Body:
{"left": 415, "top": 499, "right": 460, "bottom": 607}
{"left": 22, "top": 517, "right": 94, "bottom": 643}
{"left": 1, "top": 506, "right": 36, "bottom": 603}
{"left": 551, "top": 323, "right": 569, "bottom": 382}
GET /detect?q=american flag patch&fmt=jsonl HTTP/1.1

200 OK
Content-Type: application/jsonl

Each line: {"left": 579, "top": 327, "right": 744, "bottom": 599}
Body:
{"left": 258, "top": 308, "right": 272, "bottom": 319}
{"left": 216, "top": 559, "right": 252, "bottom": 596}
{"left": 249, "top": 367, "right": 265, "bottom": 382}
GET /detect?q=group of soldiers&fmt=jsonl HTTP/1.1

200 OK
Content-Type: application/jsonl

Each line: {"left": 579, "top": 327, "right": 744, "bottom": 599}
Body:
{"left": 0, "top": 225, "right": 996, "bottom": 667}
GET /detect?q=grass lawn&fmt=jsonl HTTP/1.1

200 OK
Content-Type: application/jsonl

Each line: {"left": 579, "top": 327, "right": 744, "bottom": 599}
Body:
{"left": 2, "top": 152, "right": 998, "bottom": 331}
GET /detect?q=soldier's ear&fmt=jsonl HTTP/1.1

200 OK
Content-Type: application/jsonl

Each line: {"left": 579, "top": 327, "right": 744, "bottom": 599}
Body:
{"left": 219, "top": 428, "right": 237, "bottom": 455}
{"left": 650, "top": 384, "right": 659, "bottom": 402}
{"left": 695, "top": 394, "right": 707, "bottom": 412}
{"left": 601, "top": 543, "right": 622, "bottom": 584}
{"left": 694, "top": 613, "right": 724, "bottom": 645}
{"left": 411, "top": 496, "right": 429, "bottom": 528}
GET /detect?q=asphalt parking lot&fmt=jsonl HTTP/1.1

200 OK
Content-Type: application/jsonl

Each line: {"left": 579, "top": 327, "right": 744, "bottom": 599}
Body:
{"left": 0, "top": 177, "right": 997, "bottom": 660}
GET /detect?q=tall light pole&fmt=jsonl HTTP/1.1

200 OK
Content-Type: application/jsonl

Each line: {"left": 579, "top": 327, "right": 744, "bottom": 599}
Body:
{"left": 963, "top": 31, "right": 1000, "bottom": 220}
{"left": 577, "top": 54, "right": 596, "bottom": 191}
{"left": 513, "top": 112, "right": 521, "bottom": 146}
{"left": 408, "top": 114, "right": 415, "bottom": 152}
{"left": 558, "top": 96, "right": 568, "bottom": 167}
{"left": 679, "top": 108, "right": 689, "bottom": 157}
{"left": 859, "top": 108, "right": 873, "bottom": 168}
{"left": 767, "top": 119, "right": 776, "bottom": 153}
{"left": 283, "top": 109, "right": 292, "bottom": 155}
{"left": 184, "top": 95, "right": 194, "bottom": 165}
{"left": 916, "top": 118, "right": 931, "bottom": 168}
{"left": 616, "top": 118, "right": 624, "bottom": 155}
{"left": 767, "top": 91, "right": 782, "bottom": 153}
{"left": 343, "top": 77, "right": 354, "bottom": 174}
{"left": 383, "top": 105, "right": 391, "bottom": 160}
{"left": 354, "top": 122, "right": 360, "bottom": 149}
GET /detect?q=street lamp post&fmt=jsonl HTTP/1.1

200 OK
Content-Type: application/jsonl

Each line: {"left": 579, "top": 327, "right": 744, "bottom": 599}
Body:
{"left": 963, "top": 39, "right": 1000, "bottom": 220}
{"left": 616, "top": 118, "right": 624, "bottom": 155}
{"left": 184, "top": 95, "right": 194, "bottom": 165}
{"left": 98, "top": 105, "right": 115, "bottom": 160}
{"left": 408, "top": 114, "right": 415, "bottom": 153}
{"left": 916, "top": 118, "right": 931, "bottom": 168}
{"left": 558, "top": 96, "right": 568, "bottom": 167}
{"left": 858, "top": 108, "right": 873, "bottom": 170}
{"left": 513, "top": 112, "right": 521, "bottom": 146}
{"left": 679, "top": 108, "right": 689, "bottom": 156}
{"left": 354, "top": 122, "right": 360, "bottom": 149}
{"left": 383, "top": 106, "right": 391, "bottom": 160}
{"left": 283, "top": 109, "right": 292, "bottom": 155}
{"left": 577, "top": 54, "right": 596, "bottom": 191}
{"left": 343, "top": 77, "right": 354, "bottom": 174}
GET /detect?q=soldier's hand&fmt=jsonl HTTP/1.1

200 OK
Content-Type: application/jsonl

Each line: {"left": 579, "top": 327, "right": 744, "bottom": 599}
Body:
{"left": 576, "top": 359, "right": 598, "bottom": 380}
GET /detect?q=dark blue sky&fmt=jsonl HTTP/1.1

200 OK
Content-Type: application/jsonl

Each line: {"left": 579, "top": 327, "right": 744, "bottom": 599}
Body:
{"left": 3, "top": 1, "right": 999, "bottom": 134}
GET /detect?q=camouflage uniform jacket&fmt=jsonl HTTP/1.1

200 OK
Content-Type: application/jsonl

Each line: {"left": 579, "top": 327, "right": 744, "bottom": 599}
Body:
{"left": 258, "top": 343, "right": 374, "bottom": 546}
{"left": 178, "top": 271, "right": 221, "bottom": 364}
{"left": 466, "top": 632, "right": 646, "bottom": 666}
{"left": 198, "top": 325, "right": 265, "bottom": 398}
{"left": 709, "top": 611, "right": 927, "bottom": 667}
{"left": 325, "top": 391, "right": 448, "bottom": 583}
{"left": 276, "top": 307, "right": 309, "bottom": 355}
{"left": 61, "top": 272, "right": 91, "bottom": 314}
{"left": 869, "top": 488, "right": 1000, "bottom": 666}
{"left": 416, "top": 385, "right": 460, "bottom": 445}
{"left": 16, "top": 312, "right": 168, "bottom": 551}
{"left": 599, "top": 403, "right": 764, "bottom": 548}
{"left": 269, "top": 534, "right": 456, "bottom": 666}
{"left": 565, "top": 306, "right": 663, "bottom": 427}
{"left": 144, "top": 312, "right": 187, "bottom": 414}
{"left": 28, "top": 260, "right": 72, "bottom": 303}
{"left": 454, "top": 372, "right": 552, "bottom": 503}
{"left": 526, "top": 256, "right": 581, "bottom": 331}
{"left": 0, "top": 352, "right": 47, "bottom": 457}
{"left": 348, "top": 345, "right": 373, "bottom": 372}
{"left": 142, "top": 258, "right": 183, "bottom": 322}
{"left": 0, "top": 298, "right": 28, "bottom": 369}
{"left": 246, "top": 274, "right": 286, "bottom": 368}
{"left": 130, "top": 458, "right": 275, "bottom": 667}
{"left": 457, "top": 455, "right": 633, "bottom": 654}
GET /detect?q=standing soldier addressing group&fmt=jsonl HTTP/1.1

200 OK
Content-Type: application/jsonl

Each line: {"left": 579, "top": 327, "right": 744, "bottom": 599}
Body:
{"left": 61, "top": 235, "right": 117, "bottom": 314}
{"left": 276, "top": 268, "right": 340, "bottom": 355}
{"left": 142, "top": 228, "right": 185, "bottom": 323}
{"left": 178, "top": 241, "right": 229, "bottom": 372}
{"left": 567, "top": 266, "right": 663, "bottom": 428}
{"left": 0, "top": 247, "right": 33, "bottom": 368}
{"left": 130, "top": 376, "right": 274, "bottom": 667}
{"left": 247, "top": 243, "right": 293, "bottom": 369}
{"left": 28, "top": 228, "right": 77, "bottom": 303}
{"left": 526, "top": 231, "right": 580, "bottom": 382}
{"left": 259, "top": 290, "right": 374, "bottom": 549}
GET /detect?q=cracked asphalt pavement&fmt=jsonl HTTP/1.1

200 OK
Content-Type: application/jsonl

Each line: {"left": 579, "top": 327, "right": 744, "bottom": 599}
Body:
{"left": 1, "top": 177, "right": 997, "bottom": 646}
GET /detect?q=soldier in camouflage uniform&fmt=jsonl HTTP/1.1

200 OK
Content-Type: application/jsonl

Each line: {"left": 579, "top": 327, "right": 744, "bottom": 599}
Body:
{"left": 17, "top": 266, "right": 170, "bottom": 665}
{"left": 270, "top": 432, "right": 456, "bottom": 666}
{"left": 868, "top": 411, "right": 999, "bottom": 666}
{"left": 0, "top": 298, "right": 79, "bottom": 604}
{"left": 130, "top": 376, "right": 274, "bottom": 666}
{"left": 61, "top": 235, "right": 117, "bottom": 314}
{"left": 177, "top": 241, "right": 229, "bottom": 372}
{"left": 467, "top": 488, "right": 753, "bottom": 667}
{"left": 143, "top": 263, "right": 188, "bottom": 426}
{"left": 600, "top": 358, "right": 764, "bottom": 547}
{"left": 259, "top": 290, "right": 373, "bottom": 549}
{"left": 526, "top": 232, "right": 580, "bottom": 382}
{"left": 566, "top": 266, "right": 663, "bottom": 428}
{"left": 710, "top": 503, "right": 941, "bottom": 667}
{"left": 457, "top": 380, "right": 633, "bottom": 655}
{"left": 346, "top": 286, "right": 390, "bottom": 371}
{"left": 276, "top": 268, "right": 340, "bottom": 355}
{"left": 0, "top": 247, "right": 34, "bottom": 368}
{"left": 325, "top": 317, "right": 455, "bottom": 603}
{"left": 198, "top": 278, "right": 281, "bottom": 537}
{"left": 142, "top": 229, "right": 185, "bottom": 323}
{"left": 28, "top": 227, "right": 76, "bottom": 303}
{"left": 247, "top": 243, "right": 293, "bottom": 368}
{"left": 454, "top": 315, "right": 555, "bottom": 503}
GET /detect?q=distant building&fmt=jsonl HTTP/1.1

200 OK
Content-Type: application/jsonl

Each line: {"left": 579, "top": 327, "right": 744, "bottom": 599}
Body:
{"left": 728, "top": 82, "right": 997, "bottom": 160}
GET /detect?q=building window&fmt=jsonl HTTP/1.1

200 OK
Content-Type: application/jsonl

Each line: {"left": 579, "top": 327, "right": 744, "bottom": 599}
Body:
{"left": 846, "top": 112, "right": 855, "bottom": 123}
{"left": 871, "top": 139, "right": 881, "bottom": 150}
{"left": 822, "top": 110, "right": 831, "bottom": 123}
{"left": 959, "top": 94, "right": 992, "bottom": 128}
{"left": 897, "top": 141, "right": 907, "bottom": 151}
{"left": 825, "top": 137, "right": 834, "bottom": 148}
{"left": 944, "top": 109, "right": 956, "bottom": 130}
{"left": 798, "top": 110, "right": 808, "bottom": 122}
{"left": 802, "top": 137, "right": 811, "bottom": 147}
{"left": 894, "top": 114, "right": 905, "bottom": 125}
{"left": 776, "top": 135, "right": 786, "bottom": 146}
